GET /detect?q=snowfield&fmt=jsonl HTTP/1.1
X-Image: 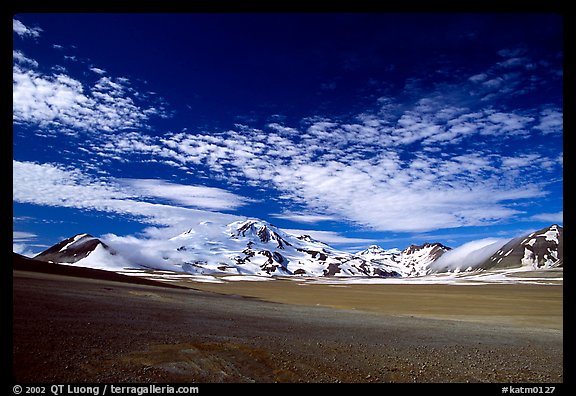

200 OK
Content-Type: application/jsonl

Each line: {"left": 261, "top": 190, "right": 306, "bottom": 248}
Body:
{"left": 116, "top": 267, "right": 562, "bottom": 286}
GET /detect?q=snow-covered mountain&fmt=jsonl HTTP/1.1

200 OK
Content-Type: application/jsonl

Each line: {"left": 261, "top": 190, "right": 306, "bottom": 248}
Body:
{"left": 400, "top": 243, "right": 452, "bottom": 276}
{"left": 30, "top": 219, "right": 562, "bottom": 279}
{"left": 482, "top": 224, "right": 563, "bottom": 270}
{"left": 356, "top": 243, "right": 450, "bottom": 277}
{"left": 169, "top": 219, "right": 402, "bottom": 277}
{"left": 357, "top": 245, "right": 402, "bottom": 261}
{"left": 32, "top": 220, "right": 402, "bottom": 277}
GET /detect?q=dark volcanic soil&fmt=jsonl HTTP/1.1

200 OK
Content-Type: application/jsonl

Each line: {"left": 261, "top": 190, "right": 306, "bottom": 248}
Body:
{"left": 13, "top": 269, "right": 563, "bottom": 383}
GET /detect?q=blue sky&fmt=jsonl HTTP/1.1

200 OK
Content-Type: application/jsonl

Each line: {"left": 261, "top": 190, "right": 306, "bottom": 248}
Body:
{"left": 13, "top": 13, "right": 563, "bottom": 255}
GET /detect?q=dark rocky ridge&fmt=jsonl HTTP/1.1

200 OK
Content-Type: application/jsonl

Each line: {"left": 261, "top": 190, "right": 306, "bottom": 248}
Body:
{"left": 483, "top": 224, "right": 563, "bottom": 270}
{"left": 34, "top": 233, "right": 113, "bottom": 264}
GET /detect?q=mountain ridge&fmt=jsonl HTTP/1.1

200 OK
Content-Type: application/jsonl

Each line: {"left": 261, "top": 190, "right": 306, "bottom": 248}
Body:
{"left": 482, "top": 224, "right": 563, "bottom": 270}
{"left": 29, "top": 219, "right": 562, "bottom": 279}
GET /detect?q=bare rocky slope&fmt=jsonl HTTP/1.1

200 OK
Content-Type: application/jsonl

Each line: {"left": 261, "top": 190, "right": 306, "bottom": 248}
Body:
{"left": 482, "top": 224, "right": 563, "bottom": 270}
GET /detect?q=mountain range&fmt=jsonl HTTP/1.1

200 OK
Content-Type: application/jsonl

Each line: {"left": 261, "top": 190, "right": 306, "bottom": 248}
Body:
{"left": 31, "top": 219, "right": 563, "bottom": 279}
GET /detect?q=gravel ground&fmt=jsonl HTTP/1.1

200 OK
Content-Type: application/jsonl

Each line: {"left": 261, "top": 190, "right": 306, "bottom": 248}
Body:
{"left": 13, "top": 270, "right": 563, "bottom": 383}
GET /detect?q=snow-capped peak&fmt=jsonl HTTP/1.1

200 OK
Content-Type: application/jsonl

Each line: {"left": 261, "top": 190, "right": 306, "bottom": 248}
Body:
{"left": 57, "top": 233, "right": 95, "bottom": 252}
{"left": 354, "top": 242, "right": 450, "bottom": 277}
{"left": 357, "top": 245, "right": 401, "bottom": 257}
{"left": 33, "top": 233, "right": 121, "bottom": 268}
{"left": 359, "top": 245, "right": 386, "bottom": 255}
{"left": 229, "top": 219, "right": 292, "bottom": 249}
{"left": 295, "top": 234, "right": 329, "bottom": 246}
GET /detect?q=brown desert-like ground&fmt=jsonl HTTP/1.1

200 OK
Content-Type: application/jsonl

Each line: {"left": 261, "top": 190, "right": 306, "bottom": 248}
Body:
{"left": 12, "top": 258, "right": 563, "bottom": 384}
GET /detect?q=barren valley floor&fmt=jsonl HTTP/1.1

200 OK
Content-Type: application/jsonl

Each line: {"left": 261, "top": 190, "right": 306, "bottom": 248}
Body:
{"left": 13, "top": 268, "right": 563, "bottom": 383}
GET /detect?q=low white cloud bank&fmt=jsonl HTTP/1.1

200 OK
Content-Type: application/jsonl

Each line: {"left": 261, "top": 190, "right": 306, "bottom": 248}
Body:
{"left": 100, "top": 220, "right": 242, "bottom": 271}
{"left": 99, "top": 234, "right": 184, "bottom": 271}
{"left": 429, "top": 237, "right": 509, "bottom": 272}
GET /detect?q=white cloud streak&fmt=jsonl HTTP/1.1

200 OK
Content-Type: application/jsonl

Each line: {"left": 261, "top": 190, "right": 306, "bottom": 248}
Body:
{"left": 528, "top": 211, "right": 563, "bottom": 223}
{"left": 119, "top": 178, "right": 249, "bottom": 211}
{"left": 13, "top": 231, "right": 37, "bottom": 241}
{"left": 13, "top": 230, "right": 41, "bottom": 257}
{"left": 13, "top": 161, "right": 243, "bottom": 229}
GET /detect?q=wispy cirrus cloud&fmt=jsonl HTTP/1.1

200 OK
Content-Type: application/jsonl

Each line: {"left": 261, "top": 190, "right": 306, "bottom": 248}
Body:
{"left": 13, "top": 231, "right": 37, "bottom": 242}
{"left": 119, "top": 178, "right": 249, "bottom": 211}
{"left": 528, "top": 211, "right": 563, "bottom": 223}
{"left": 89, "top": 67, "right": 107, "bottom": 75}
{"left": 13, "top": 161, "right": 366, "bottom": 247}
{"left": 13, "top": 230, "right": 43, "bottom": 257}
{"left": 468, "top": 46, "right": 561, "bottom": 101}
{"left": 13, "top": 160, "right": 243, "bottom": 229}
